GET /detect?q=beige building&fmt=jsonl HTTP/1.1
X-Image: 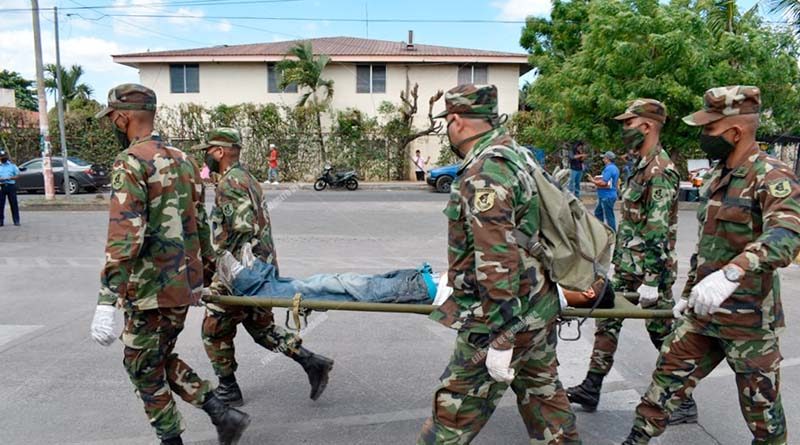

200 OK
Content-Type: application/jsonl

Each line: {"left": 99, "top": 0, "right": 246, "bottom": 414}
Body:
{"left": 113, "top": 35, "right": 529, "bottom": 174}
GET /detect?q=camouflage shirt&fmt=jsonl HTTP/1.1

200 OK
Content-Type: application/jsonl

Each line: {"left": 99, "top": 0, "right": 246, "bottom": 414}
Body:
{"left": 211, "top": 163, "right": 277, "bottom": 268}
{"left": 98, "top": 133, "right": 213, "bottom": 310}
{"left": 430, "top": 127, "right": 558, "bottom": 346}
{"left": 613, "top": 145, "right": 680, "bottom": 288}
{"left": 683, "top": 147, "right": 800, "bottom": 339}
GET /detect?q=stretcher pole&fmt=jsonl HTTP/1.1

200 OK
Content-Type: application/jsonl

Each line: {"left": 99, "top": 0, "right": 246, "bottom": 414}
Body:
{"left": 203, "top": 293, "right": 675, "bottom": 319}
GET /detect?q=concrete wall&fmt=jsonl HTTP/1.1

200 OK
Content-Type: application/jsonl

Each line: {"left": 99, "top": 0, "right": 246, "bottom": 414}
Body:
{"left": 0, "top": 88, "right": 15, "bottom": 108}
{"left": 138, "top": 61, "right": 521, "bottom": 177}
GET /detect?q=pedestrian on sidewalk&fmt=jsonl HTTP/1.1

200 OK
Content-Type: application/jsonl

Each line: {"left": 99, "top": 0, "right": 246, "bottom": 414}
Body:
{"left": 569, "top": 141, "right": 588, "bottom": 197}
{"left": 0, "top": 149, "right": 21, "bottom": 227}
{"left": 412, "top": 150, "right": 430, "bottom": 181}
{"left": 267, "top": 143, "right": 280, "bottom": 184}
{"left": 592, "top": 151, "right": 620, "bottom": 230}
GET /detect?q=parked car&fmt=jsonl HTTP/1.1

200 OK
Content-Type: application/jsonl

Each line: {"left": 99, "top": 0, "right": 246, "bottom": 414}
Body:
{"left": 427, "top": 163, "right": 459, "bottom": 193}
{"left": 16, "top": 157, "right": 110, "bottom": 194}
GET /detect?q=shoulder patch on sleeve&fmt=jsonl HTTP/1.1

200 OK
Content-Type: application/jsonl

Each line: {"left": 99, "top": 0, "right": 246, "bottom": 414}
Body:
{"left": 474, "top": 188, "right": 496, "bottom": 212}
{"left": 111, "top": 169, "right": 126, "bottom": 190}
{"left": 768, "top": 178, "right": 792, "bottom": 198}
{"left": 653, "top": 188, "right": 664, "bottom": 201}
{"left": 222, "top": 202, "right": 235, "bottom": 217}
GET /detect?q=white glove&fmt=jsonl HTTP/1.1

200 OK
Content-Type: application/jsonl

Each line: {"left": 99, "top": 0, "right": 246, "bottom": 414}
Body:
{"left": 90, "top": 305, "right": 117, "bottom": 346}
{"left": 240, "top": 241, "right": 256, "bottom": 268}
{"left": 673, "top": 298, "right": 689, "bottom": 318}
{"left": 556, "top": 284, "right": 568, "bottom": 310}
{"left": 217, "top": 251, "right": 244, "bottom": 289}
{"left": 433, "top": 274, "right": 452, "bottom": 306}
{"left": 690, "top": 269, "right": 739, "bottom": 317}
{"left": 486, "top": 346, "right": 515, "bottom": 384}
{"left": 637, "top": 284, "right": 659, "bottom": 306}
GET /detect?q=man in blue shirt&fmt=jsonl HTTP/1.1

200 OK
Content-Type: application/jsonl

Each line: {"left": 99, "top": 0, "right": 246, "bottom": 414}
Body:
{"left": 0, "top": 149, "right": 21, "bottom": 227}
{"left": 592, "top": 151, "right": 619, "bottom": 230}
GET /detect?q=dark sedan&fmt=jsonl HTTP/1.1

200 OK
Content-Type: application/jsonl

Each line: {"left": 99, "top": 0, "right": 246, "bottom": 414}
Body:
{"left": 16, "top": 157, "right": 110, "bottom": 194}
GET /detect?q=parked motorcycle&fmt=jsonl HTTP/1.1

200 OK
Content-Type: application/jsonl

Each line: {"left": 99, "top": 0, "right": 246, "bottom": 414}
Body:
{"left": 313, "top": 164, "right": 359, "bottom": 191}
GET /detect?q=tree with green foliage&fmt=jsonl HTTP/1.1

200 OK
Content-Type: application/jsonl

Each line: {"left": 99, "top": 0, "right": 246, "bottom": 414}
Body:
{"left": 0, "top": 70, "right": 38, "bottom": 111}
{"left": 522, "top": 0, "right": 800, "bottom": 169}
{"left": 519, "top": 0, "right": 590, "bottom": 75}
{"left": 44, "top": 64, "right": 93, "bottom": 111}
{"left": 277, "top": 41, "right": 335, "bottom": 162}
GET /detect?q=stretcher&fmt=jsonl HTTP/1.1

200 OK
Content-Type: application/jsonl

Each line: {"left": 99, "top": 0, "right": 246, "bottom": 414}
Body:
{"left": 203, "top": 291, "right": 674, "bottom": 332}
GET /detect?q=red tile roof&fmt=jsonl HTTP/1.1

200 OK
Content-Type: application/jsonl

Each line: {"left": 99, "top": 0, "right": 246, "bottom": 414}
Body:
{"left": 116, "top": 36, "right": 527, "bottom": 60}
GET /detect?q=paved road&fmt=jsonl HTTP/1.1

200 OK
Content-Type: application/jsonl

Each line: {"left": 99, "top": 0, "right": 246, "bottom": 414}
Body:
{"left": 1, "top": 190, "right": 799, "bottom": 445}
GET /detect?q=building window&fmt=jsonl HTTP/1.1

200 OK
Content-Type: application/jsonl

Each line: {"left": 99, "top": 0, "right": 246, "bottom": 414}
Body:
{"left": 457, "top": 64, "right": 488, "bottom": 85}
{"left": 267, "top": 63, "right": 298, "bottom": 93}
{"left": 356, "top": 64, "right": 386, "bottom": 94}
{"left": 170, "top": 64, "right": 199, "bottom": 93}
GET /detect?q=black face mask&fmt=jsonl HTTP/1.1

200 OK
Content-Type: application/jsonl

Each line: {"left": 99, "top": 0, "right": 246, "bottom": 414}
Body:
{"left": 205, "top": 150, "right": 221, "bottom": 173}
{"left": 699, "top": 131, "right": 736, "bottom": 161}
{"left": 622, "top": 127, "right": 646, "bottom": 152}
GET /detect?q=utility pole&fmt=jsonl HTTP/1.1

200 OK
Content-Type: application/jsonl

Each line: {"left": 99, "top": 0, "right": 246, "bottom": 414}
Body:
{"left": 54, "top": 7, "right": 70, "bottom": 196}
{"left": 31, "top": 0, "right": 55, "bottom": 199}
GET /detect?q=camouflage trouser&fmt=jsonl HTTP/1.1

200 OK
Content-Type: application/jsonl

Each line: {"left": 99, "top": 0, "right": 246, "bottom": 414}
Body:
{"left": 588, "top": 276, "right": 674, "bottom": 375}
{"left": 418, "top": 322, "right": 581, "bottom": 445}
{"left": 122, "top": 306, "right": 212, "bottom": 440}
{"left": 202, "top": 303, "right": 302, "bottom": 378}
{"left": 632, "top": 318, "right": 785, "bottom": 444}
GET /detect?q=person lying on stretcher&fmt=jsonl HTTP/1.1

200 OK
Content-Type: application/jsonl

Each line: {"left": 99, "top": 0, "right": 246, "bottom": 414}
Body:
{"left": 216, "top": 243, "right": 453, "bottom": 304}
{"left": 217, "top": 243, "right": 616, "bottom": 309}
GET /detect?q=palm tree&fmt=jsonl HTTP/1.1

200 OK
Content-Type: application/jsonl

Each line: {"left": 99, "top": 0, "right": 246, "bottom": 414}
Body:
{"left": 696, "top": 0, "right": 759, "bottom": 36}
{"left": 277, "top": 42, "right": 334, "bottom": 162}
{"left": 769, "top": 0, "right": 800, "bottom": 33}
{"left": 44, "top": 64, "right": 93, "bottom": 111}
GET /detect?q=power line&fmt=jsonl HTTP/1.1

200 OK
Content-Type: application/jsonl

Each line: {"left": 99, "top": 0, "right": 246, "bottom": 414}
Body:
{"left": 98, "top": 13, "right": 530, "bottom": 24}
{"left": 0, "top": 0, "right": 300, "bottom": 12}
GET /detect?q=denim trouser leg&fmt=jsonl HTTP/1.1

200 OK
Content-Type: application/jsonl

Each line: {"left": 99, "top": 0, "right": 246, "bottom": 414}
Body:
{"left": 570, "top": 169, "right": 582, "bottom": 198}
{"left": 595, "top": 197, "right": 616, "bottom": 231}
{"left": 232, "top": 260, "right": 431, "bottom": 303}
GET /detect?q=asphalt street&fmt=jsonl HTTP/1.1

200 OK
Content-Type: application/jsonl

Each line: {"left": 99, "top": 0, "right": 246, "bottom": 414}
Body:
{"left": 1, "top": 189, "right": 799, "bottom": 445}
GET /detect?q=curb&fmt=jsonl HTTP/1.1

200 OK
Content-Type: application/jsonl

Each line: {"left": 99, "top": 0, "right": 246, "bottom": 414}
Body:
{"left": 260, "top": 182, "right": 431, "bottom": 192}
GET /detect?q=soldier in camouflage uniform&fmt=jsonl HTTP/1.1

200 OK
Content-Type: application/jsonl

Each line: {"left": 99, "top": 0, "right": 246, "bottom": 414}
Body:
{"left": 622, "top": 86, "right": 800, "bottom": 445}
{"left": 417, "top": 84, "right": 581, "bottom": 445}
{"left": 89, "top": 85, "right": 250, "bottom": 445}
{"left": 567, "top": 99, "right": 696, "bottom": 422}
{"left": 195, "top": 128, "right": 333, "bottom": 407}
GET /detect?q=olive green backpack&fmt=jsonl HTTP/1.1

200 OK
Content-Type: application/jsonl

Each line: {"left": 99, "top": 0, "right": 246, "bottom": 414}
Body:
{"left": 495, "top": 146, "right": 616, "bottom": 292}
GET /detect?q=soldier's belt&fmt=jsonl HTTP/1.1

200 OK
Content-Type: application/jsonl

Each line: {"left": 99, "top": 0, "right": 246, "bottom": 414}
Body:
{"left": 203, "top": 292, "right": 674, "bottom": 331}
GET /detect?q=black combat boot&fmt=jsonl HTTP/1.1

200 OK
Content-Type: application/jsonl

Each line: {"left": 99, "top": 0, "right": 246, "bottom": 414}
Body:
{"left": 668, "top": 396, "right": 698, "bottom": 425}
{"left": 215, "top": 374, "right": 244, "bottom": 407}
{"left": 566, "top": 371, "right": 604, "bottom": 412}
{"left": 202, "top": 392, "right": 250, "bottom": 445}
{"left": 292, "top": 346, "right": 334, "bottom": 401}
{"left": 621, "top": 428, "right": 650, "bottom": 445}
{"left": 161, "top": 436, "right": 183, "bottom": 445}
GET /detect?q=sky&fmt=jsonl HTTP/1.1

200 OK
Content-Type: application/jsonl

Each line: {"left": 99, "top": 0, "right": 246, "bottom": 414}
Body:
{"left": 0, "top": 0, "right": 768, "bottom": 109}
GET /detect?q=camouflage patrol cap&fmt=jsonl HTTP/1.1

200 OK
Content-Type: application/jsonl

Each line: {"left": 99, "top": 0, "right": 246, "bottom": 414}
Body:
{"left": 682, "top": 86, "right": 761, "bottom": 126}
{"left": 191, "top": 127, "right": 242, "bottom": 151}
{"left": 433, "top": 84, "right": 498, "bottom": 119}
{"left": 95, "top": 83, "right": 157, "bottom": 119}
{"left": 613, "top": 98, "right": 667, "bottom": 123}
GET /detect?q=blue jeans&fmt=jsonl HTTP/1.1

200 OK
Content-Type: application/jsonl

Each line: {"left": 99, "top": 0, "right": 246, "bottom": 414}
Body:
{"left": 231, "top": 259, "right": 433, "bottom": 303}
{"left": 594, "top": 196, "right": 616, "bottom": 231}
{"left": 569, "top": 169, "right": 582, "bottom": 198}
{"left": 268, "top": 168, "right": 279, "bottom": 182}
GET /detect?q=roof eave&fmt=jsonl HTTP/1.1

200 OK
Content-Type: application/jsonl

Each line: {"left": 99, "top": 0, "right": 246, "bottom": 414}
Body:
{"left": 112, "top": 54, "right": 529, "bottom": 66}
